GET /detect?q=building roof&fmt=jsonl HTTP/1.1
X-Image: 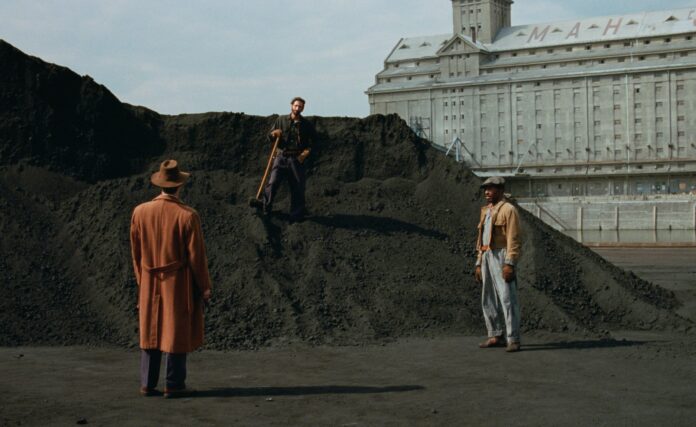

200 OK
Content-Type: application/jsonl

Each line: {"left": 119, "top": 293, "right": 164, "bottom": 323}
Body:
{"left": 385, "top": 34, "right": 452, "bottom": 63}
{"left": 491, "top": 7, "right": 696, "bottom": 51}
{"left": 385, "top": 7, "right": 696, "bottom": 62}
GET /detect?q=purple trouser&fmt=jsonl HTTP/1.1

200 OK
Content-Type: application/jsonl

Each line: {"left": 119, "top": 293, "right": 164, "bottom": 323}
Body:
{"left": 140, "top": 349, "right": 187, "bottom": 390}
{"left": 263, "top": 153, "right": 306, "bottom": 219}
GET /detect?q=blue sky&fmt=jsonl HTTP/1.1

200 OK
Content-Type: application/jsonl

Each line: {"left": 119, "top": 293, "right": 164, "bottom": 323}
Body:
{"left": 1, "top": 1, "right": 694, "bottom": 117}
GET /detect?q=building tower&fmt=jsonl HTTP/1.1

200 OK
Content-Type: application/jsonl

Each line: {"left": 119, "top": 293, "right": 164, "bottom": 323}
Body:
{"left": 452, "top": 0, "right": 513, "bottom": 43}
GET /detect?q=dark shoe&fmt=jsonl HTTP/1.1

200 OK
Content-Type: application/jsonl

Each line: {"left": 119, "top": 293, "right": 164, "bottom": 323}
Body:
{"left": 506, "top": 342, "right": 521, "bottom": 353}
{"left": 140, "top": 387, "right": 161, "bottom": 397}
{"left": 164, "top": 387, "right": 196, "bottom": 399}
{"left": 479, "top": 336, "right": 505, "bottom": 348}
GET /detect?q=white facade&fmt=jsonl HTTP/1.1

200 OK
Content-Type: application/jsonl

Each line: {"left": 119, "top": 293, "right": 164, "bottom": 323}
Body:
{"left": 367, "top": 1, "right": 696, "bottom": 199}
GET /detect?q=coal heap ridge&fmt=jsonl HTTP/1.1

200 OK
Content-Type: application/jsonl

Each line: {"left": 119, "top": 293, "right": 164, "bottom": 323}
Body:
{"left": 0, "top": 40, "right": 689, "bottom": 349}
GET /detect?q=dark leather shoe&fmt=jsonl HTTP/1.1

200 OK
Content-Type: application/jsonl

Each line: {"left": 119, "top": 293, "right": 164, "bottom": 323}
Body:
{"left": 506, "top": 342, "right": 521, "bottom": 352}
{"left": 140, "top": 387, "right": 161, "bottom": 397}
{"left": 479, "top": 337, "right": 505, "bottom": 348}
{"left": 164, "top": 387, "right": 196, "bottom": 399}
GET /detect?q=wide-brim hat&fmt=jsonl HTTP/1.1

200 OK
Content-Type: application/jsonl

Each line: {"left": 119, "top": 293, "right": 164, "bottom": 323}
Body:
{"left": 151, "top": 159, "right": 190, "bottom": 188}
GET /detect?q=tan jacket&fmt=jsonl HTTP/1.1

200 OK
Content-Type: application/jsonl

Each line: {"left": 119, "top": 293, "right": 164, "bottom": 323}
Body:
{"left": 475, "top": 199, "right": 522, "bottom": 266}
{"left": 130, "top": 194, "right": 212, "bottom": 353}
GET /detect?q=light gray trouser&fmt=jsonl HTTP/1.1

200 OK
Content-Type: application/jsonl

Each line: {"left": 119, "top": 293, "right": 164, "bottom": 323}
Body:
{"left": 481, "top": 248, "right": 521, "bottom": 343}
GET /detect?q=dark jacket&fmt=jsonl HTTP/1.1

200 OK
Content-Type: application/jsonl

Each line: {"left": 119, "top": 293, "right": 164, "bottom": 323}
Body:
{"left": 269, "top": 115, "right": 315, "bottom": 155}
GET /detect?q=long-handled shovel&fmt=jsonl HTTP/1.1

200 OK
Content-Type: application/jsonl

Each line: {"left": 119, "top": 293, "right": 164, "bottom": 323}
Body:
{"left": 249, "top": 135, "right": 281, "bottom": 207}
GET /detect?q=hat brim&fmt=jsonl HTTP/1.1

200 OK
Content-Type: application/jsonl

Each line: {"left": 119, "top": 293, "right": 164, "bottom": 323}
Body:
{"left": 150, "top": 171, "right": 190, "bottom": 188}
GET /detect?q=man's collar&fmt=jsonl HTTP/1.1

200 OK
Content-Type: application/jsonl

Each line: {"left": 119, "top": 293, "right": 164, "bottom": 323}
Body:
{"left": 154, "top": 193, "right": 183, "bottom": 203}
{"left": 487, "top": 199, "right": 505, "bottom": 209}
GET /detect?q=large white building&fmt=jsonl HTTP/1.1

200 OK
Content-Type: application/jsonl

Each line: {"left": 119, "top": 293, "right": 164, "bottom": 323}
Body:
{"left": 367, "top": 1, "right": 696, "bottom": 205}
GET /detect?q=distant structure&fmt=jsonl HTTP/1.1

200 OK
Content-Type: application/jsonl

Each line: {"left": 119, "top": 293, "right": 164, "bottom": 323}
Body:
{"left": 367, "top": 1, "right": 696, "bottom": 200}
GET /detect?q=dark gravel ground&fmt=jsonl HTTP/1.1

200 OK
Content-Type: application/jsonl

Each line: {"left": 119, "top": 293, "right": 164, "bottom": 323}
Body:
{"left": 0, "top": 39, "right": 691, "bottom": 351}
{"left": 2, "top": 332, "right": 696, "bottom": 426}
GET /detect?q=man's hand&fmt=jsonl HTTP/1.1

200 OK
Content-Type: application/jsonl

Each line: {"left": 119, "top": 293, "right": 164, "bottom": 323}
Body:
{"left": 271, "top": 129, "right": 282, "bottom": 139}
{"left": 202, "top": 289, "right": 212, "bottom": 302}
{"left": 474, "top": 266, "right": 482, "bottom": 283}
{"left": 502, "top": 264, "right": 515, "bottom": 282}
{"left": 298, "top": 149, "right": 310, "bottom": 164}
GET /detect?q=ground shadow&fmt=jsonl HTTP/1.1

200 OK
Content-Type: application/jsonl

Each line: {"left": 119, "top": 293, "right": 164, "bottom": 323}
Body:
{"left": 522, "top": 339, "right": 648, "bottom": 352}
{"left": 250, "top": 209, "right": 283, "bottom": 256}
{"left": 194, "top": 384, "right": 425, "bottom": 398}
{"left": 306, "top": 214, "right": 447, "bottom": 240}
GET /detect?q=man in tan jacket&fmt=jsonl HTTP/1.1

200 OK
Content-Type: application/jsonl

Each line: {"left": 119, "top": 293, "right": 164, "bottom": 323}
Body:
{"left": 474, "top": 176, "right": 522, "bottom": 352}
{"left": 130, "top": 159, "right": 212, "bottom": 397}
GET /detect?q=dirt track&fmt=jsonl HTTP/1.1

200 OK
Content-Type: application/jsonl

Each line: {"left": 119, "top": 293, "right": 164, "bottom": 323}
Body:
{"left": 2, "top": 331, "right": 696, "bottom": 426}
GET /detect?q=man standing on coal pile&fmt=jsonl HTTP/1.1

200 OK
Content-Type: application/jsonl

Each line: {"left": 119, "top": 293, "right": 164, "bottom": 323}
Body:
{"left": 130, "top": 159, "right": 212, "bottom": 398}
{"left": 252, "top": 96, "right": 315, "bottom": 222}
{"left": 474, "top": 176, "right": 523, "bottom": 352}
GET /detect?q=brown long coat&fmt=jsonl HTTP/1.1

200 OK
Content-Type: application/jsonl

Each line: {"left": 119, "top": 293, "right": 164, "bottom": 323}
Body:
{"left": 130, "top": 194, "right": 212, "bottom": 353}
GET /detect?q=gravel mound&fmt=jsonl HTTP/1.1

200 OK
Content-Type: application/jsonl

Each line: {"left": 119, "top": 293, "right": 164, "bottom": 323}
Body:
{"left": 0, "top": 40, "right": 689, "bottom": 349}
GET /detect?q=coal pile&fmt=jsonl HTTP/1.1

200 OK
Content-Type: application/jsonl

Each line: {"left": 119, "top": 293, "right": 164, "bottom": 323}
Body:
{"left": 0, "top": 40, "right": 689, "bottom": 349}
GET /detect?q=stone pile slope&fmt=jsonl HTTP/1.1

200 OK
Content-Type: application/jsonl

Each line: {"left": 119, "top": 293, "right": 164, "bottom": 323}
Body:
{"left": 0, "top": 40, "right": 688, "bottom": 349}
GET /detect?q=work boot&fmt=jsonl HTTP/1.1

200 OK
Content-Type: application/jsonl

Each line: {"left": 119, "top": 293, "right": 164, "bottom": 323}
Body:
{"left": 505, "top": 342, "right": 521, "bottom": 353}
{"left": 164, "top": 387, "right": 196, "bottom": 399}
{"left": 479, "top": 336, "right": 505, "bottom": 348}
{"left": 139, "top": 387, "right": 161, "bottom": 397}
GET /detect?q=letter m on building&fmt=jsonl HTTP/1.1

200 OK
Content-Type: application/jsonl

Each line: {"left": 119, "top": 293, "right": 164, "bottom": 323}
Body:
{"left": 527, "top": 25, "right": 550, "bottom": 43}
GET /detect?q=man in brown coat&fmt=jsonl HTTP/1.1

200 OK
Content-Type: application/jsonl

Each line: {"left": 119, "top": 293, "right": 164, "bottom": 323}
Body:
{"left": 130, "top": 159, "right": 212, "bottom": 398}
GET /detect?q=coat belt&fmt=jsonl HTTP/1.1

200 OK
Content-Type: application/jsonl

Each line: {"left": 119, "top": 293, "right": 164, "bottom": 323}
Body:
{"left": 145, "top": 259, "right": 186, "bottom": 274}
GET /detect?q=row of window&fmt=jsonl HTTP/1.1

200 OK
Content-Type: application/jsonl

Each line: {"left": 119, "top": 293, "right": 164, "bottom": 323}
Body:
{"left": 431, "top": 72, "right": 691, "bottom": 94}
{"left": 446, "top": 124, "right": 690, "bottom": 142}
{"left": 500, "top": 35, "right": 693, "bottom": 59}
{"left": 442, "top": 99, "right": 690, "bottom": 110}
{"left": 483, "top": 51, "right": 692, "bottom": 75}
